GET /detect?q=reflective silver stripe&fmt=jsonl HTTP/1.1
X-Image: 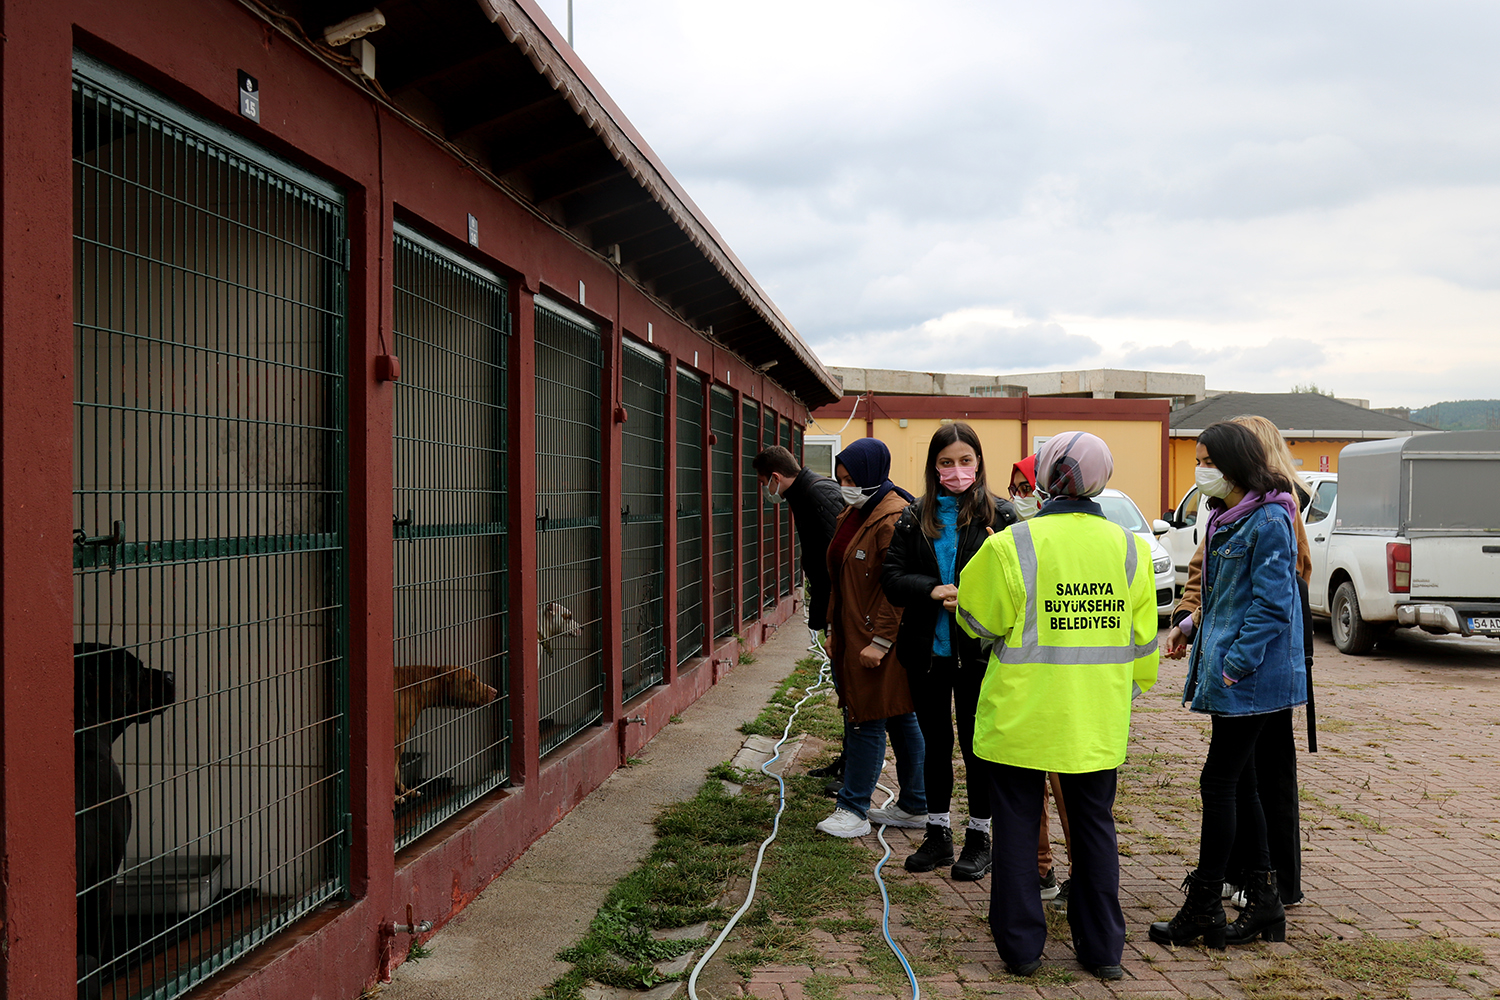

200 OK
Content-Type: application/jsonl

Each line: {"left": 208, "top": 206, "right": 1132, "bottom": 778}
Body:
{"left": 1121, "top": 524, "right": 1138, "bottom": 586}
{"left": 995, "top": 517, "right": 1156, "bottom": 666}
{"left": 1010, "top": 521, "right": 1040, "bottom": 648}
{"left": 957, "top": 604, "right": 998, "bottom": 642}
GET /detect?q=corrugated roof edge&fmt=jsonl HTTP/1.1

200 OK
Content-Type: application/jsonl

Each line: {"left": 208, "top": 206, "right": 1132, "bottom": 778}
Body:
{"left": 475, "top": 0, "right": 841, "bottom": 405}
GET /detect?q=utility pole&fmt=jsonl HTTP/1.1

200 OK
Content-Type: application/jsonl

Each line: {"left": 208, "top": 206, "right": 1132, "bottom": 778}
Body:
{"left": 568, "top": 0, "right": 574, "bottom": 46}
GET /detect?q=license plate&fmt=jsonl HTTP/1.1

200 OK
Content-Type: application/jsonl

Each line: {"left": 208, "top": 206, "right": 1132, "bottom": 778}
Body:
{"left": 1470, "top": 617, "right": 1500, "bottom": 633}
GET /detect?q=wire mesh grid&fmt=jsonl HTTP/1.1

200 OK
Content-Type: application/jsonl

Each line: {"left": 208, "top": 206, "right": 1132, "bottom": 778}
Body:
{"left": 760, "top": 409, "right": 778, "bottom": 611}
{"left": 390, "top": 228, "right": 509, "bottom": 848}
{"left": 620, "top": 341, "right": 666, "bottom": 701}
{"left": 709, "top": 387, "right": 736, "bottom": 639}
{"left": 779, "top": 417, "right": 793, "bottom": 598}
{"left": 534, "top": 298, "right": 603, "bottom": 755}
{"left": 674, "top": 369, "right": 705, "bottom": 664}
{"left": 740, "top": 399, "right": 761, "bottom": 621}
{"left": 72, "top": 57, "right": 349, "bottom": 1000}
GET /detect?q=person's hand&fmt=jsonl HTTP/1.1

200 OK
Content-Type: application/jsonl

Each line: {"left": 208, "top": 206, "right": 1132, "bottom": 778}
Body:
{"left": 1164, "top": 625, "right": 1189, "bottom": 659}
{"left": 942, "top": 595, "right": 959, "bottom": 612}
{"left": 930, "top": 583, "right": 958, "bottom": 603}
{"left": 859, "top": 644, "right": 885, "bottom": 669}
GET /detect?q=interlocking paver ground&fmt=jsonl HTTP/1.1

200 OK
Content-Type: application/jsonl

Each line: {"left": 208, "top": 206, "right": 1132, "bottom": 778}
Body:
{"left": 741, "top": 626, "right": 1500, "bottom": 999}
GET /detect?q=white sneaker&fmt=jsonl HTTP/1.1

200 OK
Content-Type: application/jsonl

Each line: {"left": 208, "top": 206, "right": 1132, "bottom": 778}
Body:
{"left": 1229, "top": 888, "right": 1247, "bottom": 908}
{"left": 866, "top": 803, "right": 926, "bottom": 829}
{"left": 817, "top": 808, "right": 871, "bottom": 838}
{"left": 1222, "top": 882, "right": 1240, "bottom": 900}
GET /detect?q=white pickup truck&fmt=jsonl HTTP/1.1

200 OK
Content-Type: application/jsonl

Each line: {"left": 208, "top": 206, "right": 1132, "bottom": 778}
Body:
{"left": 1307, "top": 431, "right": 1500, "bottom": 653}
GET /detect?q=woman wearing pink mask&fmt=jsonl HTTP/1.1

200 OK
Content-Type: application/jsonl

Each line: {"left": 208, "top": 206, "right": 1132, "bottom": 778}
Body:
{"left": 882, "top": 422, "right": 1020, "bottom": 879}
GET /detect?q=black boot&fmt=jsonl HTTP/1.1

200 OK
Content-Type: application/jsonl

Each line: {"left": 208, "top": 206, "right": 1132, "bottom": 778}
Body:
{"left": 1148, "top": 871, "right": 1227, "bottom": 949}
{"left": 1224, "top": 870, "right": 1286, "bottom": 945}
{"left": 808, "top": 754, "right": 844, "bottom": 779}
{"left": 951, "top": 828, "right": 992, "bottom": 881}
{"left": 904, "top": 823, "right": 954, "bottom": 872}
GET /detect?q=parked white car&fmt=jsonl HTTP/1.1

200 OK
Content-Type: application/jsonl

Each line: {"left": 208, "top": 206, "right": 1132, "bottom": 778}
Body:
{"left": 1094, "top": 488, "right": 1176, "bottom": 618}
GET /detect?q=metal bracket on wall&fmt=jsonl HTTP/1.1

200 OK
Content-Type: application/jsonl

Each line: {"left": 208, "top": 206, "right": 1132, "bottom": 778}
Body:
{"left": 536, "top": 508, "right": 549, "bottom": 532}
{"left": 393, "top": 509, "right": 414, "bottom": 543}
{"left": 73, "top": 520, "right": 125, "bottom": 574}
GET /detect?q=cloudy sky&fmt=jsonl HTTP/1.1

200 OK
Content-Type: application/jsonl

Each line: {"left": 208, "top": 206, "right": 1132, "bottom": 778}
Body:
{"left": 532, "top": 1, "right": 1500, "bottom": 408}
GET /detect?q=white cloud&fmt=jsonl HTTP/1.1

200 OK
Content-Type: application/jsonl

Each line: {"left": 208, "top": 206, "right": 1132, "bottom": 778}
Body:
{"left": 537, "top": 0, "right": 1500, "bottom": 407}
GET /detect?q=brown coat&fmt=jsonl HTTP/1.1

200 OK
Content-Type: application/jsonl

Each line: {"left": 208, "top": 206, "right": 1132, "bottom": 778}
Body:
{"left": 825, "top": 492, "right": 913, "bottom": 724}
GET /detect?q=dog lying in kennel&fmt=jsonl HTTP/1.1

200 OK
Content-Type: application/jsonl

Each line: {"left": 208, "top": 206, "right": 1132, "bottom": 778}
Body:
{"left": 75, "top": 642, "right": 175, "bottom": 989}
{"left": 393, "top": 664, "right": 497, "bottom": 806}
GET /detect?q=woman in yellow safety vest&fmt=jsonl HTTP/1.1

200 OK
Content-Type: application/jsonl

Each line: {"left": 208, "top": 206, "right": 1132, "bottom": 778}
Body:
{"left": 957, "top": 431, "right": 1159, "bottom": 982}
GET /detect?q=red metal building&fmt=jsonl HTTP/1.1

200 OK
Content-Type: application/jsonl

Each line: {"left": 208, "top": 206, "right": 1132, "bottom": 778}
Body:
{"left": 0, "top": 2, "right": 840, "bottom": 997}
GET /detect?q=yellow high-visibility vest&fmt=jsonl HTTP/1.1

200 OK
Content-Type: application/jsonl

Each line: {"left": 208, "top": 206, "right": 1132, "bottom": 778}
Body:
{"left": 957, "top": 511, "right": 1159, "bottom": 773}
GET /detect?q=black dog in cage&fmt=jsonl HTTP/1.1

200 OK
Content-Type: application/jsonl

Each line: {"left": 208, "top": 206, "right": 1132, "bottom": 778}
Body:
{"left": 75, "top": 642, "right": 175, "bottom": 989}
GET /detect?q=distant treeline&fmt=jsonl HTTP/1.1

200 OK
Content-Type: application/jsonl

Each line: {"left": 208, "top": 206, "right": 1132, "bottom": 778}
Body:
{"left": 1410, "top": 400, "right": 1500, "bottom": 430}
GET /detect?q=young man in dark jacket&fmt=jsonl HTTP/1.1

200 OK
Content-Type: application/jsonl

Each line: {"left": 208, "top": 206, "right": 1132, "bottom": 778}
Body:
{"left": 756, "top": 445, "right": 847, "bottom": 784}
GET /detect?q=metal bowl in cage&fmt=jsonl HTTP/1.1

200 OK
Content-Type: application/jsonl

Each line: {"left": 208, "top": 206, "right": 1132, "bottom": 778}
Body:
{"left": 111, "top": 855, "right": 227, "bottom": 915}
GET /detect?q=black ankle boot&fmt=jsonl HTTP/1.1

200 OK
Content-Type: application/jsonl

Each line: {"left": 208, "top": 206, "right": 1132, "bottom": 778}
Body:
{"left": 1148, "top": 871, "right": 1227, "bottom": 949}
{"left": 808, "top": 754, "right": 844, "bottom": 779}
{"left": 1224, "top": 870, "right": 1286, "bottom": 945}
{"left": 951, "top": 828, "right": 992, "bottom": 881}
{"left": 904, "top": 824, "right": 954, "bottom": 872}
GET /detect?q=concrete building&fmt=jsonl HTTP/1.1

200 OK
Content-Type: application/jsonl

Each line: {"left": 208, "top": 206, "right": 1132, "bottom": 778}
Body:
{"left": 831, "top": 366, "right": 1208, "bottom": 407}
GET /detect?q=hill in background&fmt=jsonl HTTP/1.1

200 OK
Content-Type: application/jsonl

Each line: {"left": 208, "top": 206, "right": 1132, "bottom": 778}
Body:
{"left": 1410, "top": 400, "right": 1500, "bottom": 430}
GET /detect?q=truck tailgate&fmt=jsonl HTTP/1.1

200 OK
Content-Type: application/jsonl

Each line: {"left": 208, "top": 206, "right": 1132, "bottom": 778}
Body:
{"left": 1409, "top": 536, "right": 1500, "bottom": 598}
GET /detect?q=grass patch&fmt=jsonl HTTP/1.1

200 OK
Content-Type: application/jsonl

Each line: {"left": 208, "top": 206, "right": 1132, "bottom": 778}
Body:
{"left": 541, "top": 779, "right": 774, "bottom": 999}
{"left": 1308, "top": 936, "right": 1485, "bottom": 995}
{"left": 739, "top": 654, "right": 843, "bottom": 742}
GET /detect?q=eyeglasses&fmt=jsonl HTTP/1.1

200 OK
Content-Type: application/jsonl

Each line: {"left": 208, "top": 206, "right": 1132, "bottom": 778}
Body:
{"left": 1008, "top": 481, "right": 1036, "bottom": 498}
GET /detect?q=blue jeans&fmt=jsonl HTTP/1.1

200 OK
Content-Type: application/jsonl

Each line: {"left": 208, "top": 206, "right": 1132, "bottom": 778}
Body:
{"left": 836, "top": 711, "right": 926, "bottom": 818}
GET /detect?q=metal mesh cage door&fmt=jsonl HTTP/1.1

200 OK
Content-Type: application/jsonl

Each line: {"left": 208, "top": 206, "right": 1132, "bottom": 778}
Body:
{"left": 740, "top": 399, "right": 761, "bottom": 620}
{"left": 620, "top": 342, "right": 667, "bottom": 700}
{"left": 674, "top": 369, "right": 705, "bottom": 664}
{"left": 534, "top": 297, "right": 603, "bottom": 755}
{"left": 779, "top": 417, "right": 793, "bottom": 597}
{"left": 72, "top": 55, "right": 349, "bottom": 1000}
{"left": 709, "top": 387, "right": 736, "bottom": 638}
{"left": 391, "top": 227, "right": 510, "bottom": 848}
{"left": 761, "top": 409, "right": 777, "bottom": 611}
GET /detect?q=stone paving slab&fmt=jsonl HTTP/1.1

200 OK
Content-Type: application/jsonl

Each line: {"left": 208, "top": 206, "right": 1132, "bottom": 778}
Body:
{"left": 742, "top": 627, "right": 1500, "bottom": 999}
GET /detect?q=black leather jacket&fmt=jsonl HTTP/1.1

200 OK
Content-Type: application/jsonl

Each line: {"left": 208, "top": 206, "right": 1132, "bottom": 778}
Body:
{"left": 783, "top": 467, "right": 847, "bottom": 631}
{"left": 881, "top": 494, "right": 1020, "bottom": 673}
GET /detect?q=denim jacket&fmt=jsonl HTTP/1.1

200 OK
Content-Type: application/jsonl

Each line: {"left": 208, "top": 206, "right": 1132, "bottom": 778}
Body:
{"left": 1182, "top": 502, "right": 1307, "bottom": 715}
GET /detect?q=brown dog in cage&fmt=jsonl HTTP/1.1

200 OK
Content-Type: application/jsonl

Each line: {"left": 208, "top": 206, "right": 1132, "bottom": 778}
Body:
{"left": 75, "top": 642, "right": 175, "bottom": 982}
{"left": 394, "top": 664, "right": 498, "bottom": 806}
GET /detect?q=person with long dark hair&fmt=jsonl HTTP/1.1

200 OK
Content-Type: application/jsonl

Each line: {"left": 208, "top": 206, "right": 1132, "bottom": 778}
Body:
{"left": 816, "top": 438, "right": 927, "bottom": 838}
{"left": 881, "top": 423, "right": 1019, "bottom": 879}
{"left": 1150, "top": 421, "right": 1307, "bottom": 949}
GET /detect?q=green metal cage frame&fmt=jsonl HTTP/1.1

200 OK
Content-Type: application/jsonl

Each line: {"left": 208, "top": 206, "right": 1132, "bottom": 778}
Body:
{"left": 674, "top": 369, "right": 706, "bottom": 665}
{"left": 72, "top": 52, "right": 350, "bottom": 1000}
{"left": 709, "top": 387, "right": 736, "bottom": 639}
{"left": 620, "top": 340, "right": 667, "bottom": 700}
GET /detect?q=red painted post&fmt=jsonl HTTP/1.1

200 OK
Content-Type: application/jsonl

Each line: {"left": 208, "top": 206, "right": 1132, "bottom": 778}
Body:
{"left": 344, "top": 172, "right": 399, "bottom": 905}
{"left": 510, "top": 284, "right": 541, "bottom": 786}
{"left": 0, "top": 7, "right": 82, "bottom": 996}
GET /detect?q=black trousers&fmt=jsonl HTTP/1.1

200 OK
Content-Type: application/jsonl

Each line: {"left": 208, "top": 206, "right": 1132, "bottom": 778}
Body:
{"left": 1196, "top": 713, "right": 1270, "bottom": 884}
{"left": 909, "top": 655, "right": 989, "bottom": 819}
{"left": 1225, "top": 707, "right": 1302, "bottom": 902}
{"left": 988, "top": 764, "right": 1123, "bottom": 970}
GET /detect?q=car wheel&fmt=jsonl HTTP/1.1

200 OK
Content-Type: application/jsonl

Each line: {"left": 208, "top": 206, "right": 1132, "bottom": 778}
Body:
{"left": 1331, "top": 581, "right": 1375, "bottom": 655}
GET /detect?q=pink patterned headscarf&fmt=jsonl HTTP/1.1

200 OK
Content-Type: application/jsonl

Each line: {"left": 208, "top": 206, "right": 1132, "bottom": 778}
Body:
{"left": 1036, "top": 431, "right": 1114, "bottom": 498}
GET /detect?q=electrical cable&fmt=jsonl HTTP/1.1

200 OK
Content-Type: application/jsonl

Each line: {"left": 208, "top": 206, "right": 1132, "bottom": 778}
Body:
{"left": 686, "top": 627, "right": 919, "bottom": 1000}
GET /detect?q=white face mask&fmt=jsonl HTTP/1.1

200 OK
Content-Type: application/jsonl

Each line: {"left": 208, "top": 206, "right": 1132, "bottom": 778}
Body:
{"left": 1195, "top": 465, "right": 1234, "bottom": 499}
{"left": 1012, "top": 495, "right": 1041, "bottom": 519}
{"left": 765, "top": 478, "right": 785, "bottom": 504}
{"left": 840, "top": 484, "right": 874, "bottom": 508}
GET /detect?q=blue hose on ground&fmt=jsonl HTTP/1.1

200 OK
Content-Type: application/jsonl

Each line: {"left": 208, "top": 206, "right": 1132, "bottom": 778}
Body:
{"left": 686, "top": 628, "right": 920, "bottom": 1000}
